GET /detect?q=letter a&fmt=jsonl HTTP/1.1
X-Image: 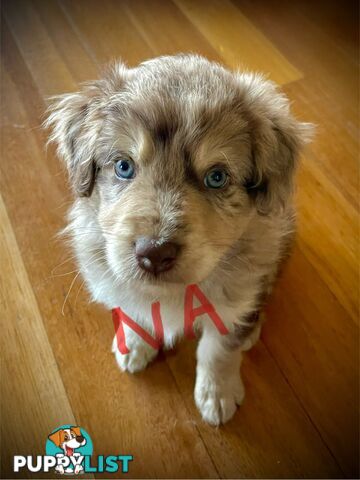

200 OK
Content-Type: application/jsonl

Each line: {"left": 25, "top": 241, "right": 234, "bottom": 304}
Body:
{"left": 184, "top": 284, "right": 229, "bottom": 338}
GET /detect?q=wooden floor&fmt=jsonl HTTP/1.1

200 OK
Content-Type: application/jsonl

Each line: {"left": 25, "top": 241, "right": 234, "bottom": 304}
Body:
{"left": 1, "top": 0, "right": 359, "bottom": 478}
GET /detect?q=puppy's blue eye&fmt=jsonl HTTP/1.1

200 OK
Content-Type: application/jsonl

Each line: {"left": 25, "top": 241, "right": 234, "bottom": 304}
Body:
{"left": 114, "top": 158, "right": 135, "bottom": 179}
{"left": 204, "top": 169, "right": 228, "bottom": 189}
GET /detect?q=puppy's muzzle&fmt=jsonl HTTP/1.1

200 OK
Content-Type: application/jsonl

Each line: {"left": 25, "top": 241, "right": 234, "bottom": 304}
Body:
{"left": 135, "top": 237, "right": 179, "bottom": 275}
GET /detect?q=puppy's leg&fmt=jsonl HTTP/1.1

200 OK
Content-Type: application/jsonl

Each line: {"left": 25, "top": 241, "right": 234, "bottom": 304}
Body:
{"left": 112, "top": 327, "right": 159, "bottom": 374}
{"left": 194, "top": 327, "right": 244, "bottom": 426}
{"left": 195, "top": 312, "right": 263, "bottom": 425}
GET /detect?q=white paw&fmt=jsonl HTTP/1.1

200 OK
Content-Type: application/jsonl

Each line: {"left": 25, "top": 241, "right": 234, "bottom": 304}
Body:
{"left": 112, "top": 335, "right": 158, "bottom": 373}
{"left": 195, "top": 370, "right": 244, "bottom": 425}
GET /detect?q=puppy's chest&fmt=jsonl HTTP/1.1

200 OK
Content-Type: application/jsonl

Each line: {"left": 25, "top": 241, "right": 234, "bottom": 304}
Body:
{"left": 83, "top": 260, "right": 258, "bottom": 343}
{"left": 111, "top": 285, "right": 243, "bottom": 348}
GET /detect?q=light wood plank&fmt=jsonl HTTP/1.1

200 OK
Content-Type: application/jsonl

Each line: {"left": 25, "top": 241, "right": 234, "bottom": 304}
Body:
{"left": 32, "top": 0, "right": 98, "bottom": 83}
{"left": 60, "top": 0, "right": 154, "bottom": 66}
{"left": 264, "top": 243, "right": 359, "bottom": 478}
{"left": 120, "top": 0, "right": 222, "bottom": 61}
{"left": 0, "top": 186, "right": 76, "bottom": 478}
{"left": 296, "top": 156, "right": 359, "bottom": 321}
{"left": 173, "top": 0, "right": 302, "bottom": 84}
{"left": 4, "top": 0, "right": 77, "bottom": 96}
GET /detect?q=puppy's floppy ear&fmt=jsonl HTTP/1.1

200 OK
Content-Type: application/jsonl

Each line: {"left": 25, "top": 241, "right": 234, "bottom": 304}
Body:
{"left": 48, "top": 429, "right": 64, "bottom": 447}
{"left": 239, "top": 73, "right": 314, "bottom": 214}
{"left": 45, "top": 62, "right": 128, "bottom": 197}
{"left": 45, "top": 85, "right": 103, "bottom": 197}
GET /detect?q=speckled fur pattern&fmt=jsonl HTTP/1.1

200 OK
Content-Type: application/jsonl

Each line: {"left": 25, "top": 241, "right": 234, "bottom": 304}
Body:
{"left": 46, "top": 54, "right": 312, "bottom": 425}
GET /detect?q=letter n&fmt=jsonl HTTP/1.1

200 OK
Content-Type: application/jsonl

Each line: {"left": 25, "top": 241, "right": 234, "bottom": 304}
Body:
{"left": 112, "top": 303, "right": 164, "bottom": 354}
{"left": 184, "top": 284, "right": 229, "bottom": 338}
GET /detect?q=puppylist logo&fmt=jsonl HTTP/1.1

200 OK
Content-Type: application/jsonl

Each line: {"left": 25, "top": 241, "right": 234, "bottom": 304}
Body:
{"left": 13, "top": 424, "right": 133, "bottom": 475}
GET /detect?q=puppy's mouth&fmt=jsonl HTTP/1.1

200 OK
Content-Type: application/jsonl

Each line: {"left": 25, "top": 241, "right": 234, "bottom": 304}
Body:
{"left": 65, "top": 446, "right": 74, "bottom": 456}
{"left": 136, "top": 265, "right": 184, "bottom": 285}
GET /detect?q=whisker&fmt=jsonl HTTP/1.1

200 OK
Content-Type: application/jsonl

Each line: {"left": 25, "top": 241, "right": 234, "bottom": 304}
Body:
{"left": 74, "top": 277, "right": 87, "bottom": 308}
{"left": 51, "top": 249, "right": 105, "bottom": 277}
{"left": 62, "top": 270, "right": 82, "bottom": 316}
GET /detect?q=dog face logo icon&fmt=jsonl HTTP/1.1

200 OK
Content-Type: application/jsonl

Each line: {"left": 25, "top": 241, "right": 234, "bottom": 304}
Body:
{"left": 48, "top": 426, "right": 86, "bottom": 456}
{"left": 46, "top": 425, "right": 93, "bottom": 475}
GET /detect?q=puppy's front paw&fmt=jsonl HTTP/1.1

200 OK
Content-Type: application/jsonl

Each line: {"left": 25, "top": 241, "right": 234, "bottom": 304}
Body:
{"left": 195, "top": 369, "right": 244, "bottom": 425}
{"left": 112, "top": 335, "right": 158, "bottom": 373}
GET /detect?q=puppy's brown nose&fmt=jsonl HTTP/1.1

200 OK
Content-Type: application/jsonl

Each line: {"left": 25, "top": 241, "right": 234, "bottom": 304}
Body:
{"left": 135, "top": 237, "right": 178, "bottom": 274}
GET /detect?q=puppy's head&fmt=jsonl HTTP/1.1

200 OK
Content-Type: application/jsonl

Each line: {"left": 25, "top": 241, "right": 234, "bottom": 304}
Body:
{"left": 46, "top": 55, "right": 312, "bottom": 287}
{"left": 48, "top": 427, "right": 86, "bottom": 453}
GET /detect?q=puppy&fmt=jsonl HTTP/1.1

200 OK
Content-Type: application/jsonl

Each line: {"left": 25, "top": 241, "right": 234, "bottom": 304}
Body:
{"left": 46, "top": 54, "right": 312, "bottom": 425}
